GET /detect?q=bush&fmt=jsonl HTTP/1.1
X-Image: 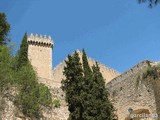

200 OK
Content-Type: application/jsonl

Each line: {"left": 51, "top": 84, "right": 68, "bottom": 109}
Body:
{"left": 38, "top": 83, "right": 52, "bottom": 107}
{"left": 0, "top": 46, "right": 12, "bottom": 91}
{"left": 14, "top": 63, "right": 52, "bottom": 118}
{"left": 0, "top": 46, "right": 52, "bottom": 118}
{"left": 142, "top": 66, "right": 158, "bottom": 79}
{"left": 52, "top": 99, "right": 61, "bottom": 108}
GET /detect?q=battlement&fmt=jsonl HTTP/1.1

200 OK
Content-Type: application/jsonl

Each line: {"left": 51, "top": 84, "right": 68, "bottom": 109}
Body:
{"left": 27, "top": 33, "right": 54, "bottom": 48}
{"left": 69, "top": 50, "right": 120, "bottom": 76}
{"left": 87, "top": 57, "right": 120, "bottom": 75}
{"left": 52, "top": 50, "right": 120, "bottom": 84}
{"left": 28, "top": 33, "right": 53, "bottom": 80}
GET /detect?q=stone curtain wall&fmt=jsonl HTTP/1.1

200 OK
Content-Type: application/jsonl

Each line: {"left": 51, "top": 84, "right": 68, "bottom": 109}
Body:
{"left": 52, "top": 60, "right": 66, "bottom": 84}
{"left": 38, "top": 77, "right": 68, "bottom": 120}
{"left": 153, "top": 79, "right": 160, "bottom": 118}
{"left": 106, "top": 60, "right": 150, "bottom": 88}
{"left": 52, "top": 51, "right": 120, "bottom": 85}
{"left": 87, "top": 57, "right": 120, "bottom": 83}
{"left": 106, "top": 60, "right": 158, "bottom": 120}
{"left": 50, "top": 59, "right": 160, "bottom": 120}
{"left": 42, "top": 87, "right": 69, "bottom": 120}
{"left": 39, "top": 77, "right": 61, "bottom": 88}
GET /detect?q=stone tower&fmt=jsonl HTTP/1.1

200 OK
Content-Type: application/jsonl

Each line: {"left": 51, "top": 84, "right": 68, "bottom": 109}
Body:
{"left": 27, "top": 33, "right": 54, "bottom": 80}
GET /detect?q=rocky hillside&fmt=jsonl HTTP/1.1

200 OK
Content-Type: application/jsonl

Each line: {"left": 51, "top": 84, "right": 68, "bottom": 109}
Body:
{"left": 0, "top": 86, "right": 68, "bottom": 120}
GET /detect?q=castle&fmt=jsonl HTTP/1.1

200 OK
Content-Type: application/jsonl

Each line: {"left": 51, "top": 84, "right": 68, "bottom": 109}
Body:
{"left": 27, "top": 33, "right": 160, "bottom": 120}
{"left": 27, "top": 33, "right": 120, "bottom": 87}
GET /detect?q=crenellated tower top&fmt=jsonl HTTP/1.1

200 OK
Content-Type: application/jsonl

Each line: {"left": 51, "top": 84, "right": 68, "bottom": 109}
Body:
{"left": 27, "top": 33, "right": 54, "bottom": 80}
{"left": 27, "top": 33, "right": 54, "bottom": 48}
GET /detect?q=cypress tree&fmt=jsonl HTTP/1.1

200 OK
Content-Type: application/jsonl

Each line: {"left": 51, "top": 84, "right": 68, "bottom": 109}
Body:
{"left": 81, "top": 49, "right": 93, "bottom": 119}
{"left": 82, "top": 50, "right": 115, "bottom": 120}
{"left": 90, "top": 62, "right": 114, "bottom": 120}
{"left": 62, "top": 50, "right": 115, "bottom": 120}
{"left": 17, "top": 33, "right": 28, "bottom": 69}
{"left": 82, "top": 48, "right": 92, "bottom": 77}
{"left": 61, "top": 51, "right": 84, "bottom": 120}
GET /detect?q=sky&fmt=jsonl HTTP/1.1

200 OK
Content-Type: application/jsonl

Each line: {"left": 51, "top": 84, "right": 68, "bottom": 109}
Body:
{"left": 0, "top": 0, "right": 160, "bottom": 73}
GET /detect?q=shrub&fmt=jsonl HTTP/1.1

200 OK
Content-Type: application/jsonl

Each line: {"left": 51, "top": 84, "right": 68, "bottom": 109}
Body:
{"left": 52, "top": 99, "right": 61, "bottom": 108}
{"left": 142, "top": 66, "right": 158, "bottom": 79}
{"left": 38, "top": 83, "right": 52, "bottom": 107}
{"left": 14, "top": 63, "right": 52, "bottom": 118}
{"left": 0, "top": 46, "right": 12, "bottom": 91}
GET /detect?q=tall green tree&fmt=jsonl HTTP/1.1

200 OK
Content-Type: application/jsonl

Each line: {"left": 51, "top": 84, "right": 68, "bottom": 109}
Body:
{"left": 17, "top": 33, "right": 28, "bottom": 69}
{"left": 82, "top": 49, "right": 92, "bottom": 78}
{"left": 81, "top": 49, "right": 93, "bottom": 119}
{"left": 0, "top": 12, "right": 10, "bottom": 45}
{"left": 61, "top": 51, "right": 84, "bottom": 120}
{"left": 82, "top": 49, "right": 114, "bottom": 120}
{"left": 89, "top": 62, "right": 114, "bottom": 120}
{"left": 62, "top": 50, "right": 115, "bottom": 120}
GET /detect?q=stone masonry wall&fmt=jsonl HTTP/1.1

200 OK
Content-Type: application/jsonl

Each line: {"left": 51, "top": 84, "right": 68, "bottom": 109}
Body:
{"left": 52, "top": 50, "right": 120, "bottom": 85}
{"left": 106, "top": 60, "right": 158, "bottom": 120}
{"left": 27, "top": 34, "right": 54, "bottom": 80}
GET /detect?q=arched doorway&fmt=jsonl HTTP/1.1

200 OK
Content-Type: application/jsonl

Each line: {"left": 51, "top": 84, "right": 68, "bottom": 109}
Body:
{"left": 125, "top": 109, "right": 152, "bottom": 120}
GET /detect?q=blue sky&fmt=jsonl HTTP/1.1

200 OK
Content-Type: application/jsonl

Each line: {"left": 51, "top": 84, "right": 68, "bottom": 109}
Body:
{"left": 0, "top": 0, "right": 160, "bottom": 73}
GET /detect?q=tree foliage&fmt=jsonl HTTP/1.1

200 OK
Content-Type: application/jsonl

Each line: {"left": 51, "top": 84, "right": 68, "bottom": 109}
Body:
{"left": 62, "top": 49, "right": 114, "bottom": 120}
{"left": 138, "top": 0, "right": 159, "bottom": 7}
{"left": 0, "top": 46, "right": 12, "bottom": 91}
{"left": 0, "top": 45, "right": 52, "bottom": 119}
{"left": 90, "top": 63, "right": 114, "bottom": 120}
{"left": 0, "top": 13, "right": 52, "bottom": 118}
{"left": 61, "top": 51, "right": 84, "bottom": 120}
{"left": 17, "top": 33, "right": 28, "bottom": 69}
{"left": 15, "top": 63, "right": 52, "bottom": 118}
{"left": 52, "top": 99, "right": 61, "bottom": 108}
{"left": 0, "top": 12, "right": 10, "bottom": 45}
{"left": 82, "top": 49, "right": 92, "bottom": 78}
{"left": 14, "top": 34, "right": 52, "bottom": 118}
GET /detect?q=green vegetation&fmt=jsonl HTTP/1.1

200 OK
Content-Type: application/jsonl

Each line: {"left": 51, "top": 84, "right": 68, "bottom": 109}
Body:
{"left": 52, "top": 99, "right": 61, "bottom": 108}
{"left": 0, "top": 12, "right": 52, "bottom": 119}
{"left": 61, "top": 50, "right": 114, "bottom": 120}
{"left": 0, "top": 12, "right": 10, "bottom": 45}
{"left": 136, "top": 63, "right": 160, "bottom": 88}
{"left": 138, "top": 0, "right": 159, "bottom": 7}
{"left": 17, "top": 33, "right": 28, "bottom": 69}
{"left": 1, "top": 12, "right": 114, "bottom": 120}
{"left": 14, "top": 63, "right": 52, "bottom": 118}
{"left": 142, "top": 66, "right": 159, "bottom": 79}
{"left": 61, "top": 51, "right": 84, "bottom": 120}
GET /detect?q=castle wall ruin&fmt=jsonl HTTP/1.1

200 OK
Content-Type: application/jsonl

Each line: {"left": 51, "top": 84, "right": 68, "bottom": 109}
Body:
{"left": 106, "top": 60, "right": 159, "bottom": 120}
